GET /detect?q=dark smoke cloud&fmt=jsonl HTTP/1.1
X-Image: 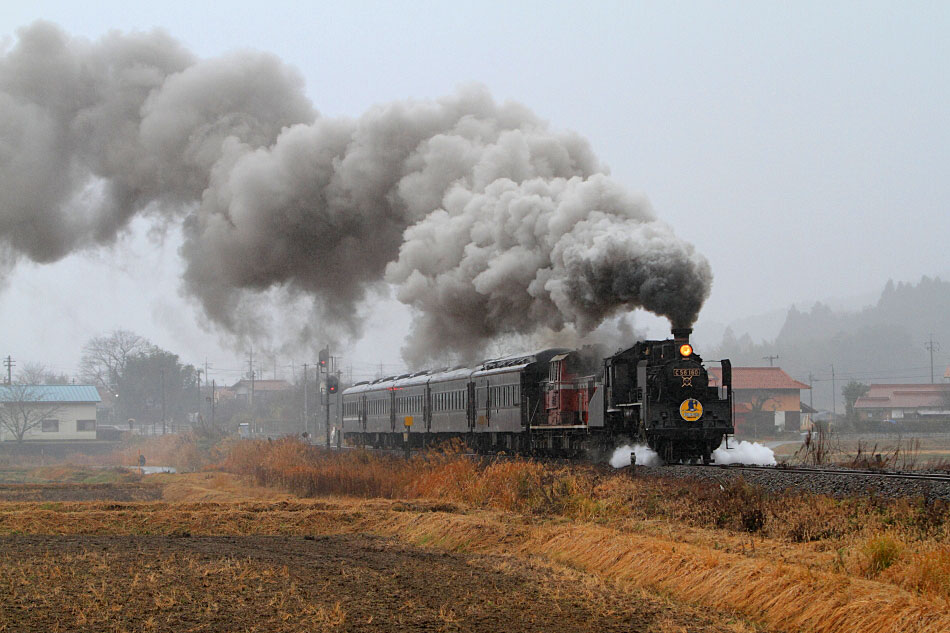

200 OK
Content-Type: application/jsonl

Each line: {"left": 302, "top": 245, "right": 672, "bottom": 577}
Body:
{"left": 0, "top": 21, "right": 312, "bottom": 263}
{"left": 1, "top": 22, "right": 712, "bottom": 365}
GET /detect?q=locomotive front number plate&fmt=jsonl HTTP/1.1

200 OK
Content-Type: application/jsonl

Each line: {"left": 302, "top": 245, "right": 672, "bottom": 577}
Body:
{"left": 673, "top": 368, "right": 701, "bottom": 376}
{"left": 679, "top": 398, "right": 703, "bottom": 422}
{"left": 674, "top": 368, "right": 701, "bottom": 387}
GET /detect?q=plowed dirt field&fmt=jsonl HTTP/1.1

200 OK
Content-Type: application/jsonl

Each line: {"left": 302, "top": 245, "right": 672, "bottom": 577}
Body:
{"left": 0, "top": 473, "right": 764, "bottom": 633}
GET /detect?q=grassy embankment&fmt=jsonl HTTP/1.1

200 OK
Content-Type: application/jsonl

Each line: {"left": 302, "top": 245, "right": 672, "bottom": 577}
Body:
{"left": 216, "top": 438, "right": 950, "bottom": 633}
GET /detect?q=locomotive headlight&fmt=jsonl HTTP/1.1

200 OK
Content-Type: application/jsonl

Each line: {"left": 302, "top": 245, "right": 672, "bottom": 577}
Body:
{"left": 679, "top": 344, "right": 693, "bottom": 357}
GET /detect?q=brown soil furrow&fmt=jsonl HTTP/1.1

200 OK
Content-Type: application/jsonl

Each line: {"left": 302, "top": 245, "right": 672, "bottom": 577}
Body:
{"left": 0, "top": 533, "right": 753, "bottom": 633}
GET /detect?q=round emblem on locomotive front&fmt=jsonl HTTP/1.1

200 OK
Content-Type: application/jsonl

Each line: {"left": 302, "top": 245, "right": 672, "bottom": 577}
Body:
{"left": 679, "top": 398, "right": 703, "bottom": 422}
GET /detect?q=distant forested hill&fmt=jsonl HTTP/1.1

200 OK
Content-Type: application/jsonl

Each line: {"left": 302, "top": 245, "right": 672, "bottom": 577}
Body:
{"left": 712, "top": 277, "right": 950, "bottom": 410}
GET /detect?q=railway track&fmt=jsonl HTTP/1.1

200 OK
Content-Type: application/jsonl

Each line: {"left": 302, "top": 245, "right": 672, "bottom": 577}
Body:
{"left": 325, "top": 443, "right": 950, "bottom": 483}
{"left": 695, "top": 462, "right": 950, "bottom": 483}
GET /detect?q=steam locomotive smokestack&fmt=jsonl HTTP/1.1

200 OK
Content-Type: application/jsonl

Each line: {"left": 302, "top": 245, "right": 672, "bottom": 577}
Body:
{"left": 671, "top": 327, "right": 692, "bottom": 345}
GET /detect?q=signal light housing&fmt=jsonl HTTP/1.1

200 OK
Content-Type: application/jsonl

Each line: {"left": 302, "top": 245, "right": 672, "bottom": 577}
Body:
{"left": 327, "top": 375, "right": 339, "bottom": 394}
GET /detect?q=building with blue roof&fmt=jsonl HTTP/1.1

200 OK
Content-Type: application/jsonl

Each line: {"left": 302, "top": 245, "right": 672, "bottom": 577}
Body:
{"left": 0, "top": 384, "right": 101, "bottom": 442}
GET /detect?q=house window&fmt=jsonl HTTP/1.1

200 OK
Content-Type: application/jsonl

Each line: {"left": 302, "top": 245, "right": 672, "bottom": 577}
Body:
{"left": 41, "top": 419, "right": 59, "bottom": 432}
{"left": 77, "top": 420, "right": 96, "bottom": 432}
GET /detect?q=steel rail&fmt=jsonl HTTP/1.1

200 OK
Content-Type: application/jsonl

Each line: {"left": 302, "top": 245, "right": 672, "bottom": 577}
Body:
{"left": 692, "top": 463, "right": 950, "bottom": 483}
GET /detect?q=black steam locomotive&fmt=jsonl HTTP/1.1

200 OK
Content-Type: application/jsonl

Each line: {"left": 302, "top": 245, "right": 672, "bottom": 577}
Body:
{"left": 341, "top": 327, "right": 733, "bottom": 463}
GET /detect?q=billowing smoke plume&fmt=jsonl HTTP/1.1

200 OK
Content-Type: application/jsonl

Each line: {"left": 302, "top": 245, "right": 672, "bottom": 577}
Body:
{"left": 1, "top": 22, "right": 712, "bottom": 365}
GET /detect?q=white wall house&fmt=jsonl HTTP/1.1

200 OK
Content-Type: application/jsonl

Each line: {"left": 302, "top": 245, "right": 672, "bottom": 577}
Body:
{"left": 0, "top": 385, "right": 101, "bottom": 441}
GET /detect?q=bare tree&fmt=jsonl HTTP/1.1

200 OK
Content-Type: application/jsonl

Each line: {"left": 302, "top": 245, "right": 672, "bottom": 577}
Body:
{"left": 0, "top": 384, "right": 63, "bottom": 444}
{"left": 79, "top": 330, "right": 151, "bottom": 389}
{"left": 17, "top": 362, "right": 70, "bottom": 385}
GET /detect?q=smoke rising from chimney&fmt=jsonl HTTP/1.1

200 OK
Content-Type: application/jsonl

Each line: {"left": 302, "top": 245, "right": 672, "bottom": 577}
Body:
{"left": 1, "top": 22, "right": 712, "bottom": 365}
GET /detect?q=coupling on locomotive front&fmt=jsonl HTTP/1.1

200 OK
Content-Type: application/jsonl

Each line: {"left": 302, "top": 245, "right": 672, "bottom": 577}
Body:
{"left": 340, "top": 327, "right": 734, "bottom": 463}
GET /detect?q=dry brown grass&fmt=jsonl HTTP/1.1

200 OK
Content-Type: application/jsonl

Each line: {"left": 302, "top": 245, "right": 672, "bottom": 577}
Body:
{"left": 216, "top": 438, "right": 950, "bottom": 608}
{"left": 369, "top": 511, "right": 950, "bottom": 633}
{"left": 1, "top": 470, "right": 948, "bottom": 633}
{"left": 52, "top": 432, "right": 230, "bottom": 474}
{"left": 4, "top": 437, "right": 949, "bottom": 633}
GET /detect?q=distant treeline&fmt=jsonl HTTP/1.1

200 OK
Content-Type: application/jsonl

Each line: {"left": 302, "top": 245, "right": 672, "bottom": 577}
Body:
{"left": 713, "top": 276, "right": 950, "bottom": 411}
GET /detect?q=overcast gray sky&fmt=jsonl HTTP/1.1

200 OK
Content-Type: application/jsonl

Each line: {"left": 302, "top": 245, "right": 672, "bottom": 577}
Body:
{"left": 1, "top": 1, "right": 948, "bottom": 385}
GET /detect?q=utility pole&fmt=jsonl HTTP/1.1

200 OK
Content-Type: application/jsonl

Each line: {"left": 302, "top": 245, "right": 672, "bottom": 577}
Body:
{"left": 762, "top": 354, "right": 779, "bottom": 367}
{"left": 830, "top": 365, "right": 836, "bottom": 425}
{"left": 303, "top": 363, "right": 309, "bottom": 438}
{"left": 161, "top": 367, "right": 167, "bottom": 435}
{"left": 3, "top": 356, "right": 13, "bottom": 385}
{"left": 319, "top": 346, "right": 330, "bottom": 447}
{"left": 325, "top": 352, "right": 331, "bottom": 448}
{"left": 808, "top": 372, "right": 814, "bottom": 409}
{"left": 336, "top": 366, "right": 343, "bottom": 449}
{"left": 196, "top": 369, "right": 202, "bottom": 429}
{"left": 211, "top": 380, "right": 216, "bottom": 433}
{"left": 925, "top": 335, "right": 940, "bottom": 384}
{"left": 247, "top": 348, "right": 255, "bottom": 408}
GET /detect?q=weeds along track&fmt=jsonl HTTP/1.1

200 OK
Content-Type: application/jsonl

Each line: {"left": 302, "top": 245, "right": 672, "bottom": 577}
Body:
{"left": 331, "top": 443, "right": 950, "bottom": 499}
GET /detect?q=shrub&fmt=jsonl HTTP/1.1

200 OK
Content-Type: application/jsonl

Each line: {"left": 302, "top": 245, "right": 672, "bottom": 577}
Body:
{"left": 863, "top": 535, "right": 903, "bottom": 576}
{"left": 714, "top": 479, "right": 768, "bottom": 533}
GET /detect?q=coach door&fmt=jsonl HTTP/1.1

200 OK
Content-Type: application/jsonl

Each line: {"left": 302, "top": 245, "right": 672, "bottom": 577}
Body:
{"left": 424, "top": 383, "right": 432, "bottom": 432}
{"left": 467, "top": 382, "right": 476, "bottom": 430}
{"left": 474, "top": 379, "right": 490, "bottom": 429}
{"left": 360, "top": 395, "right": 367, "bottom": 433}
{"left": 389, "top": 389, "right": 396, "bottom": 432}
